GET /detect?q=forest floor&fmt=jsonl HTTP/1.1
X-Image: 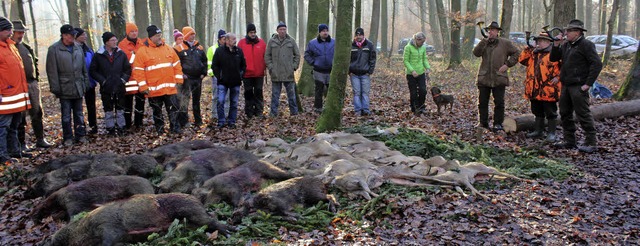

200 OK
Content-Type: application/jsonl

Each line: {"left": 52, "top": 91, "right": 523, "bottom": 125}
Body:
{"left": 1, "top": 57, "right": 638, "bottom": 245}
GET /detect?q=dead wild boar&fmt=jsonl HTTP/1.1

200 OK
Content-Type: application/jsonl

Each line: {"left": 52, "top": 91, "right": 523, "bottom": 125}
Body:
{"left": 41, "top": 193, "right": 235, "bottom": 246}
{"left": 237, "top": 176, "right": 339, "bottom": 221}
{"left": 157, "top": 147, "right": 260, "bottom": 193}
{"left": 31, "top": 175, "right": 155, "bottom": 221}
{"left": 145, "top": 140, "right": 218, "bottom": 168}
{"left": 192, "top": 160, "right": 293, "bottom": 207}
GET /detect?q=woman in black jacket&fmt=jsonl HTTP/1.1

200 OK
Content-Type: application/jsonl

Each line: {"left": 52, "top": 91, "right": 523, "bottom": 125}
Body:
{"left": 89, "top": 32, "right": 132, "bottom": 136}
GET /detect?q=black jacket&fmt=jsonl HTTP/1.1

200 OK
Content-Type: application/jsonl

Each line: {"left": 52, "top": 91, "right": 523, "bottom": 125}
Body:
{"left": 212, "top": 45, "right": 246, "bottom": 87}
{"left": 549, "top": 36, "right": 603, "bottom": 87}
{"left": 89, "top": 46, "right": 131, "bottom": 95}
{"left": 349, "top": 39, "right": 376, "bottom": 75}
{"left": 176, "top": 41, "right": 207, "bottom": 78}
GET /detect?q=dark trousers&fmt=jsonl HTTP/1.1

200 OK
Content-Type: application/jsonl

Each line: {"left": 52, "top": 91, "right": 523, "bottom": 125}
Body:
{"left": 60, "top": 98, "right": 86, "bottom": 141}
{"left": 18, "top": 81, "right": 45, "bottom": 144}
{"left": 406, "top": 74, "right": 427, "bottom": 113}
{"left": 243, "top": 77, "right": 264, "bottom": 117}
{"left": 124, "top": 93, "right": 146, "bottom": 128}
{"left": 178, "top": 78, "right": 203, "bottom": 126}
{"left": 103, "top": 93, "right": 126, "bottom": 113}
{"left": 0, "top": 113, "right": 22, "bottom": 158}
{"left": 148, "top": 95, "right": 180, "bottom": 133}
{"left": 559, "top": 85, "right": 597, "bottom": 145}
{"left": 85, "top": 87, "right": 97, "bottom": 129}
{"left": 478, "top": 85, "right": 506, "bottom": 126}
{"left": 530, "top": 100, "right": 558, "bottom": 120}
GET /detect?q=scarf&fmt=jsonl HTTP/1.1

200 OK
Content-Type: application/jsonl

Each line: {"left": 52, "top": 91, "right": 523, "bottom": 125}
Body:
{"left": 355, "top": 38, "right": 366, "bottom": 48}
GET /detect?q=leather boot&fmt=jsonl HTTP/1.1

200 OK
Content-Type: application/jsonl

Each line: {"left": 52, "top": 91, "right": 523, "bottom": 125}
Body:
{"left": 545, "top": 119, "right": 557, "bottom": 143}
{"left": 526, "top": 117, "right": 545, "bottom": 138}
{"left": 36, "top": 138, "right": 53, "bottom": 148}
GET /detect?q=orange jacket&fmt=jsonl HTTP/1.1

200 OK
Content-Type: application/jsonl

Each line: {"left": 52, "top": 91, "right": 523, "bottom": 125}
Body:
{"left": 132, "top": 39, "right": 183, "bottom": 98}
{"left": 118, "top": 37, "right": 145, "bottom": 94}
{"left": 518, "top": 47, "right": 562, "bottom": 102}
{"left": 0, "top": 39, "right": 30, "bottom": 114}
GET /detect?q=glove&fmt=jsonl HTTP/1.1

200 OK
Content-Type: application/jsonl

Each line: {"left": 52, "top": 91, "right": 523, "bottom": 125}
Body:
{"left": 207, "top": 69, "right": 213, "bottom": 77}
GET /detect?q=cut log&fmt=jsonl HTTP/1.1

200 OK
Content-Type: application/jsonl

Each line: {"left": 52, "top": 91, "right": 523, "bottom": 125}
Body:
{"left": 504, "top": 99, "right": 640, "bottom": 132}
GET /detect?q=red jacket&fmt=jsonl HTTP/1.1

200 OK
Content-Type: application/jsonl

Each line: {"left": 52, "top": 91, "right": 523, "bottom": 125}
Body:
{"left": 118, "top": 37, "right": 145, "bottom": 94}
{"left": 132, "top": 40, "right": 183, "bottom": 98}
{"left": 0, "top": 39, "right": 30, "bottom": 114}
{"left": 237, "top": 37, "right": 266, "bottom": 78}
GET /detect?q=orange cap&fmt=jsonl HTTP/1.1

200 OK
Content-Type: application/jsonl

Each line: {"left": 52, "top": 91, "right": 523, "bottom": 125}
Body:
{"left": 126, "top": 23, "right": 138, "bottom": 35}
{"left": 182, "top": 26, "right": 195, "bottom": 40}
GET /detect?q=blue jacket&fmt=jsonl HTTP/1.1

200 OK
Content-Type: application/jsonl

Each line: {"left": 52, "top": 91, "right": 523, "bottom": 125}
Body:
{"left": 304, "top": 36, "right": 335, "bottom": 73}
{"left": 80, "top": 43, "right": 97, "bottom": 88}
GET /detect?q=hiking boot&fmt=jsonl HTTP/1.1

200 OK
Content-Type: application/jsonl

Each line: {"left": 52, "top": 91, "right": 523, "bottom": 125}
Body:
{"left": 578, "top": 145, "right": 597, "bottom": 153}
{"left": 554, "top": 141, "right": 577, "bottom": 149}
{"left": 526, "top": 117, "right": 545, "bottom": 138}
{"left": 77, "top": 137, "right": 89, "bottom": 144}
{"left": 492, "top": 124, "right": 504, "bottom": 132}
{"left": 36, "top": 139, "right": 53, "bottom": 148}
{"left": 476, "top": 122, "right": 490, "bottom": 129}
{"left": 88, "top": 127, "right": 98, "bottom": 135}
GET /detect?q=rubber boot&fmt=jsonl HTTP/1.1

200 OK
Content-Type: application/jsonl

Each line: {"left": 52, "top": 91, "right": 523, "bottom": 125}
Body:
{"left": 526, "top": 117, "right": 545, "bottom": 138}
{"left": 545, "top": 119, "right": 557, "bottom": 142}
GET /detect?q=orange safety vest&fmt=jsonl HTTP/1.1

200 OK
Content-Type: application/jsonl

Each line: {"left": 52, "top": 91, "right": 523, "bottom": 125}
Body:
{"left": 132, "top": 40, "right": 183, "bottom": 98}
{"left": 518, "top": 47, "right": 562, "bottom": 102}
{"left": 118, "top": 37, "right": 145, "bottom": 95}
{"left": 0, "top": 39, "right": 30, "bottom": 114}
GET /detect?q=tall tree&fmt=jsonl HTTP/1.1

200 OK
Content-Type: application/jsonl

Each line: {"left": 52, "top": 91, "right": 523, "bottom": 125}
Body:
{"left": 277, "top": 0, "right": 285, "bottom": 22}
{"left": 109, "top": 0, "right": 125, "bottom": 40}
{"left": 602, "top": 0, "right": 618, "bottom": 67}
{"left": 553, "top": 0, "right": 575, "bottom": 29}
{"left": 543, "top": 0, "right": 553, "bottom": 25}
{"left": 245, "top": 0, "right": 254, "bottom": 24}
{"left": 428, "top": 0, "right": 443, "bottom": 53}
{"left": 260, "top": 0, "right": 268, "bottom": 39}
{"left": 585, "top": 0, "right": 592, "bottom": 32}
{"left": 298, "top": 0, "right": 305, "bottom": 49}
{"left": 636, "top": 0, "right": 640, "bottom": 37}
{"left": 435, "top": 0, "right": 450, "bottom": 56}
{"left": 355, "top": 0, "right": 362, "bottom": 28}
{"left": 614, "top": 44, "right": 640, "bottom": 99}
{"left": 388, "top": 0, "right": 396, "bottom": 59}
{"left": 419, "top": 0, "right": 426, "bottom": 34}
{"left": 134, "top": 0, "right": 149, "bottom": 38}
{"left": 316, "top": 0, "right": 352, "bottom": 132}
{"left": 369, "top": 0, "right": 381, "bottom": 48}
{"left": 28, "top": 0, "right": 37, "bottom": 55}
{"left": 499, "top": 0, "right": 513, "bottom": 36}
{"left": 448, "top": 0, "right": 462, "bottom": 68}
{"left": 617, "top": 0, "right": 627, "bottom": 34}
{"left": 79, "top": 0, "right": 93, "bottom": 48}
{"left": 195, "top": 0, "right": 207, "bottom": 48}
{"left": 492, "top": 0, "right": 499, "bottom": 21}
{"left": 10, "top": 0, "right": 25, "bottom": 22}
{"left": 599, "top": 0, "right": 607, "bottom": 34}
{"left": 381, "top": 0, "right": 388, "bottom": 56}
{"left": 67, "top": 0, "right": 80, "bottom": 25}
{"left": 149, "top": 0, "right": 163, "bottom": 31}
{"left": 287, "top": 0, "right": 297, "bottom": 40}
{"left": 462, "top": 0, "right": 478, "bottom": 59}
{"left": 173, "top": 0, "right": 188, "bottom": 28}
{"left": 2, "top": 0, "right": 6, "bottom": 17}
{"left": 298, "top": 0, "right": 330, "bottom": 96}
{"left": 577, "top": 0, "right": 585, "bottom": 22}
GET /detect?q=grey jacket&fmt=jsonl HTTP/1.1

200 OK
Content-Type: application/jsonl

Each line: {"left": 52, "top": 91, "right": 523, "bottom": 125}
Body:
{"left": 46, "top": 40, "right": 89, "bottom": 99}
{"left": 265, "top": 34, "right": 300, "bottom": 82}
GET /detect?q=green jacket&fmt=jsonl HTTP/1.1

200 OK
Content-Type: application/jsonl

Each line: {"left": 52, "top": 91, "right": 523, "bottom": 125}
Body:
{"left": 206, "top": 43, "right": 220, "bottom": 76}
{"left": 265, "top": 34, "right": 300, "bottom": 82}
{"left": 403, "top": 39, "right": 431, "bottom": 75}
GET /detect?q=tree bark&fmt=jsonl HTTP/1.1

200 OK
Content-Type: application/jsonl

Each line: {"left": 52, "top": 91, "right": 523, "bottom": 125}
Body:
{"left": 585, "top": 0, "right": 592, "bottom": 32}
{"left": 435, "top": 0, "right": 450, "bottom": 56}
{"left": 602, "top": 0, "right": 619, "bottom": 67}
{"left": 381, "top": 0, "right": 388, "bottom": 56}
{"left": 194, "top": 0, "right": 207, "bottom": 49}
{"left": 28, "top": 0, "right": 37, "bottom": 55}
{"left": 10, "top": 0, "right": 25, "bottom": 22}
{"left": 543, "top": 0, "right": 553, "bottom": 25}
{"left": 134, "top": 0, "right": 150, "bottom": 38}
{"left": 419, "top": 0, "right": 426, "bottom": 34}
{"left": 149, "top": 0, "right": 162, "bottom": 31}
{"left": 1, "top": 0, "right": 7, "bottom": 17}
{"left": 67, "top": 0, "right": 80, "bottom": 26}
{"left": 355, "top": 0, "right": 362, "bottom": 28}
{"left": 462, "top": 0, "right": 478, "bottom": 59}
{"left": 616, "top": 0, "right": 627, "bottom": 34}
{"left": 298, "top": 0, "right": 330, "bottom": 97}
{"left": 576, "top": 0, "right": 584, "bottom": 23}
{"left": 388, "top": 0, "right": 396, "bottom": 59}
{"left": 369, "top": 0, "right": 381, "bottom": 48}
{"left": 316, "top": 0, "right": 352, "bottom": 132}
{"left": 109, "top": 0, "right": 125, "bottom": 40}
{"left": 277, "top": 0, "right": 285, "bottom": 23}
{"left": 448, "top": 0, "right": 462, "bottom": 68}
{"left": 615, "top": 45, "right": 640, "bottom": 100}
{"left": 636, "top": 0, "right": 640, "bottom": 38}
{"left": 245, "top": 0, "right": 254, "bottom": 24}
{"left": 599, "top": 0, "right": 607, "bottom": 34}
{"left": 78, "top": 0, "right": 93, "bottom": 48}
{"left": 298, "top": 0, "right": 304, "bottom": 49}
{"left": 287, "top": 0, "right": 297, "bottom": 41}
{"left": 504, "top": 99, "right": 640, "bottom": 132}
{"left": 428, "top": 0, "right": 443, "bottom": 53}
{"left": 553, "top": 0, "right": 576, "bottom": 29}
{"left": 226, "top": 0, "right": 234, "bottom": 32}
{"left": 260, "top": 0, "right": 269, "bottom": 40}
{"left": 491, "top": 0, "right": 499, "bottom": 21}
{"left": 499, "top": 0, "right": 513, "bottom": 36}
{"left": 172, "top": 0, "right": 188, "bottom": 29}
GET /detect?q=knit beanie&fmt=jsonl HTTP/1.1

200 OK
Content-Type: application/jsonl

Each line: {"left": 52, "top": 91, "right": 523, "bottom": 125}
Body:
{"left": 355, "top": 27, "right": 365, "bottom": 36}
{"left": 182, "top": 26, "right": 195, "bottom": 40}
{"left": 126, "top": 23, "right": 138, "bottom": 35}
{"left": 147, "top": 25, "right": 161, "bottom": 38}
{"left": 74, "top": 28, "right": 85, "bottom": 38}
{"left": 173, "top": 29, "right": 183, "bottom": 41}
{"left": 318, "top": 24, "right": 328, "bottom": 33}
{"left": 0, "top": 17, "right": 12, "bottom": 31}
{"left": 276, "top": 21, "right": 287, "bottom": 29}
{"left": 218, "top": 29, "right": 227, "bottom": 39}
{"left": 102, "top": 31, "right": 116, "bottom": 43}
{"left": 247, "top": 23, "right": 256, "bottom": 33}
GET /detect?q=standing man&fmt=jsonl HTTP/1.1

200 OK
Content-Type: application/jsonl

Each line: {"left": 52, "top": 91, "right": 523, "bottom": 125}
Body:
{"left": 133, "top": 25, "right": 183, "bottom": 135}
{"left": 349, "top": 27, "right": 376, "bottom": 116}
{"left": 0, "top": 17, "right": 30, "bottom": 162}
{"left": 237, "top": 23, "right": 267, "bottom": 119}
{"left": 206, "top": 29, "right": 229, "bottom": 123}
{"left": 46, "top": 24, "right": 89, "bottom": 146}
{"left": 12, "top": 20, "right": 52, "bottom": 150}
{"left": 304, "top": 24, "right": 335, "bottom": 113}
{"left": 550, "top": 19, "right": 603, "bottom": 153}
{"left": 74, "top": 28, "right": 97, "bottom": 135}
{"left": 212, "top": 33, "right": 246, "bottom": 128}
{"left": 174, "top": 26, "right": 207, "bottom": 127}
{"left": 472, "top": 21, "right": 519, "bottom": 131}
{"left": 403, "top": 32, "right": 432, "bottom": 116}
{"left": 265, "top": 22, "right": 300, "bottom": 117}
{"left": 118, "top": 23, "right": 146, "bottom": 131}
{"left": 90, "top": 32, "right": 131, "bottom": 136}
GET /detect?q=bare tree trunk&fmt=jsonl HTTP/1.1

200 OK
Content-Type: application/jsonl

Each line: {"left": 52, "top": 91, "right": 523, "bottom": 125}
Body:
{"left": 617, "top": 0, "right": 627, "bottom": 34}
{"left": 277, "top": 0, "right": 285, "bottom": 22}
{"left": 599, "top": 0, "right": 607, "bottom": 34}
{"left": 298, "top": 0, "right": 305, "bottom": 48}
{"left": 1, "top": 0, "right": 7, "bottom": 17}
{"left": 245, "top": 0, "right": 254, "bottom": 24}
{"left": 10, "top": 0, "right": 25, "bottom": 22}
{"left": 499, "top": 0, "right": 513, "bottom": 36}
{"left": 109, "top": 0, "right": 125, "bottom": 40}
{"left": 585, "top": 0, "right": 592, "bottom": 32}
{"left": 78, "top": 0, "right": 93, "bottom": 48}
{"left": 173, "top": 0, "right": 188, "bottom": 28}
{"left": 299, "top": 0, "right": 330, "bottom": 97}
{"left": 636, "top": 0, "right": 640, "bottom": 38}
{"left": 602, "top": 0, "right": 619, "bottom": 67}
{"left": 260, "top": 0, "right": 269, "bottom": 39}
{"left": 381, "top": 0, "right": 388, "bottom": 56}
{"left": 226, "top": 0, "right": 234, "bottom": 32}
{"left": 615, "top": 46, "right": 640, "bottom": 99}
{"left": 435, "top": 0, "right": 450, "bottom": 56}
{"left": 388, "top": 0, "right": 396, "bottom": 59}
{"left": 207, "top": 0, "right": 215, "bottom": 44}
{"left": 149, "top": 0, "right": 163, "bottom": 30}
{"left": 419, "top": 0, "right": 426, "bottom": 34}
{"left": 462, "top": 0, "right": 478, "bottom": 59}
{"left": 369, "top": 0, "right": 381, "bottom": 48}
{"left": 287, "top": 0, "right": 297, "bottom": 40}
{"left": 448, "top": 0, "right": 462, "bottom": 68}
{"left": 28, "top": 0, "right": 37, "bottom": 55}
{"left": 195, "top": 0, "right": 207, "bottom": 48}
{"left": 134, "top": 0, "right": 149, "bottom": 38}
{"left": 428, "top": 0, "right": 443, "bottom": 53}
{"left": 67, "top": 0, "right": 80, "bottom": 26}
{"left": 543, "top": 0, "right": 553, "bottom": 24}
{"left": 355, "top": 0, "right": 362, "bottom": 28}
{"left": 553, "top": 0, "right": 575, "bottom": 29}
{"left": 492, "top": 0, "right": 499, "bottom": 21}
{"left": 576, "top": 0, "right": 584, "bottom": 23}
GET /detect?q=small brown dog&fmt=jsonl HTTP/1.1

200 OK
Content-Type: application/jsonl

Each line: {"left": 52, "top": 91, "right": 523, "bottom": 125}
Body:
{"left": 430, "top": 86, "right": 455, "bottom": 114}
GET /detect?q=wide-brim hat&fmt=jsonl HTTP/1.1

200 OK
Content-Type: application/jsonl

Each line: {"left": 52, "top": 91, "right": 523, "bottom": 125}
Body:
{"left": 11, "top": 20, "right": 27, "bottom": 32}
{"left": 484, "top": 21, "right": 502, "bottom": 31}
{"left": 533, "top": 32, "right": 553, "bottom": 41}
{"left": 564, "top": 19, "right": 587, "bottom": 32}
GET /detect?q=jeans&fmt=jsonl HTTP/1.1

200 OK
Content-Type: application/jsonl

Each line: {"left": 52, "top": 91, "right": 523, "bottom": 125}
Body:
{"left": 478, "top": 85, "right": 506, "bottom": 126}
{"left": 217, "top": 84, "right": 240, "bottom": 126}
{"left": 406, "top": 74, "right": 427, "bottom": 113}
{"left": 243, "top": 77, "right": 264, "bottom": 117}
{"left": 85, "top": 87, "right": 97, "bottom": 129}
{"left": 559, "top": 85, "right": 597, "bottom": 145}
{"left": 270, "top": 81, "right": 298, "bottom": 116}
{"left": 211, "top": 76, "right": 229, "bottom": 119}
{"left": 60, "top": 98, "right": 86, "bottom": 141}
{"left": 18, "top": 81, "right": 45, "bottom": 144}
{"left": 178, "top": 78, "right": 203, "bottom": 126}
{"left": 313, "top": 71, "right": 330, "bottom": 109}
{"left": 148, "top": 94, "right": 180, "bottom": 133}
{"left": 350, "top": 74, "right": 371, "bottom": 113}
{"left": 0, "top": 113, "right": 21, "bottom": 159}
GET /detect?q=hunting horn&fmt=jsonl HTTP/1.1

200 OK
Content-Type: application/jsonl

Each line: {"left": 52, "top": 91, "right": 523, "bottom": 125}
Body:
{"left": 525, "top": 31, "right": 533, "bottom": 48}
{"left": 542, "top": 25, "right": 565, "bottom": 41}
{"left": 477, "top": 21, "right": 487, "bottom": 38}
